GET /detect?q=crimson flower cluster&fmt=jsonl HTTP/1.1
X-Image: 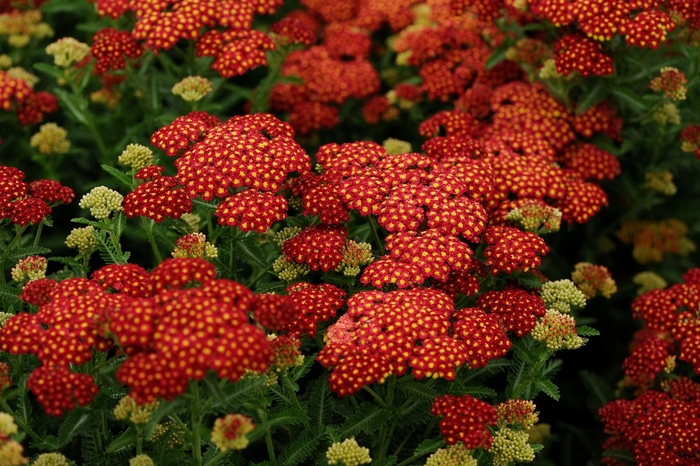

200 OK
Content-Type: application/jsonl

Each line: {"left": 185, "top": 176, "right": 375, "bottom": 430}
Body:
{"left": 0, "top": 70, "right": 58, "bottom": 128}
{"left": 0, "top": 166, "right": 73, "bottom": 226}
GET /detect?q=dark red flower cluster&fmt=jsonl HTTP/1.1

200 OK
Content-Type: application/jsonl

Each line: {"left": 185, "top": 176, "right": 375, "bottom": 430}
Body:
{"left": 1, "top": 71, "right": 58, "bottom": 127}
{"left": 282, "top": 225, "right": 347, "bottom": 272}
{"left": 599, "top": 379, "right": 700, "bottom": 465}
{"left": 122, "top": 169, "right": 193, "bottom": 223}
{"left": 0, "top": 166, "right": 73, "bottom": 226}
{"left": 196, "top": 29, "right": 276, "bottom": 78}
{"left": 431, "top": 394, "right": 498, "bottom": 449}
{"left": 90, "top": 28, "right": 143, "bottom": 74}
{"left": 284, "top": 282, "right": 346, "bottom": 338}
{"left": 483, "top": 226, "right": 549, "bottom": 275}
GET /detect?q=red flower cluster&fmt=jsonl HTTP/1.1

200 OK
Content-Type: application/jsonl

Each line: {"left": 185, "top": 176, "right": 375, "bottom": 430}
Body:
{"left": 90, "top": 28, "right": 143, "bottom": 74}
{"left": 431, "top": 394, "right": 498, "bottom": 449}
{"left": 483, "top": 226, "right": 549, "bottom": 275}
{"left": 122, "top": 169, "right": 193, "bottom": 222}
{"left": 477, "top": 287, "right": 547, "bottom": 337}
{"left": 599, "top": 379, "right": 700, "bottom": 465}
{"left": 0, "top": 71, "right": 58, "bottom": 127}
{"left": 0, "top": 166, "right": 73, "bottom": 226}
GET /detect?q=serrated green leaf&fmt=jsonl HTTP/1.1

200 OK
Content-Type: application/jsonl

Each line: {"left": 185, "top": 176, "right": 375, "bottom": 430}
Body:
{"left": 602, "top": 448, "right": 635, "bottom": 462}
{"left": 531, "top": 443, "right": 544, "bottom": 453}
{"left": 32, "top": 62, "right": 66, "bottom": 80}
{"left": 575, "top": 82, "right": 608, "bottom": 115}
{"left": 371, "top": 456, "right": 397, "bottom": 466}
{"left": 0, "top": 284, "right": 21, "bottom": 305}
{"left": 485, "top": 46, "right": 507, "bottom": 70}
{"left": 320, "top": 272, "right": 357, "bottom": 287}
{"left": 511, "top": 337, "right": 540, "bottom": 366}
{"left": 249, "top": 409, "right": 310, "bottom": 442}
{"left": 72, "top": 217, "right": 99, "bottom": 227}
{"left": 106, "top": 426, "right": 137, "bottom": 454}
{"left": 279, "top": 426, "right": 325, "bottom": 466}
{"left": 453, "top": 385, "right": 497, "bottom": 399}
{"left": 234, "top": 235, "right": 267, "bottom": 268}
{"left": 53, "top": 87, "right": 89, "bottom": 125}
{"left": 254, "top": 281, "right": 288, "bottom": 293}
{"left": 7, "top": 247, "right": 51, "bottom": 263}
{"left": 398, "top": 381, "right": 438, "bottom": 401}
{"left": 101, "top": 164, "right": 133, "bottom": 189}
{"left": 290, "top": 354, "right": 316, "bottom": 383}
{"left": 222, "top": 376, "right": 268, "bottom": 408}
{"left": 576, "top": 325, "right": 600, "bottom": 337}
{"left": 308, "top": 378, "right": 335, "bottom": 427}
{"left": 58, "top": 409, "right": 93, "bottom": 446}
{"left": 580, "top": 370, "right": 613, "bottom": 409}
{"left": 534, "top": 379, "right": 560, "bottom": 400}
{"left": 339, "top": 402, "right": 386, "bottom": 438}
{"left": 94, "top": 230, "right": 127, "bottom": 265}
{"left": 49, "top": 256, "right": 83, "bottom": 268}
{"left": 412, "top": 437, "right": 445, "bottom": 457}
{"left": 610, "top": 88, "right": 647, "bottom": 114}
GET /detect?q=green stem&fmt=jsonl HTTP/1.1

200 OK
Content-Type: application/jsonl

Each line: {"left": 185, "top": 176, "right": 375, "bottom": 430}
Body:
{"left": 259, "top": 409, "right": 277, "bottom": 465}
{"left": 247, "top": 261, "right": 275, "bottom": 289}
{"left": 362, "top": 386, "right": 388, "bottom": 408}
{"left": 367, "top": 215, "right": 386, "bottom": 255}
{"left": 202, "top": 451, "right": 229, "bottom": 466}
{"left": 136, "top": 425, "right": 144, "bottom": 455}
{"left": 250, "top": 48, "right": 288, "bottom": 114}
{"left": 141, "top": 217, "right": 163, "bottom": 263}
{"left": 191, "top": 381, "right": 203, "bottom": 465}
{"left": 281, "top": 371, "right": 311, "bottom": 430}
{"left": 33, "top": 222, "right": 44, "bottom": 248}
{"left": 0, "top": 225, "right": 29, "bottom": 284}
{"left": 0, "top": 399, "right": 42, "bottom": 442}
{"left": 396, "top": 451, "right": 431, "bottom": 466}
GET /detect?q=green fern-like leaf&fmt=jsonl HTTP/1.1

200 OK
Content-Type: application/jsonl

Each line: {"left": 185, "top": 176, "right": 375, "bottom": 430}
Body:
{"left": 101, "top": 164, "right": 133, "bottom": 189}
{"left": 451, "top": 384, "right": 497, "bottom": 400}
{"left": 397, "top": 381, "right": 438, "bottom": 401}
{"left": 533, "top": 378, "right": 560, "bottom": 400}
{"left": 412, "top": 437, "right": 445, "bottom": 457}
{"left": 307, "top": 378, "right": 335, "bottom": 427}
{"left": 94, "top": 230, "right": 126, "bottom": 265}
{"left": 0, "top": 284, "right": 21, "bottom": 305}
{"left": 576, "top": 325, "right": 601, "bottom": 337}
{"left": 290, "top": 354, "right": 317, "bottom": 383}
{"left": 234, "top": 235, "right": 268, "bottom": 268}
{"left": 6, "top": 246, "right": 51, "bottom": 263}
{"left": 279, "top": 426, "right": 326, "bottom": 466}
{"left": 58, "top": 409, "right": 94, "bottom": 446}
{"left": 580, "top": 370, "right": 614, "bottom": 410}
{"left": 371, "top": 456, "right": 398, "bottom": 466}
{"left": 339, "top": 402, "right": 387, "bottom": 438}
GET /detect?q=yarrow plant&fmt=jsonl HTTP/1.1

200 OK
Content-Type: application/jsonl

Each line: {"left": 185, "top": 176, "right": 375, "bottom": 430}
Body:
{"left": 0, "top": 0, "right": 699, "bottom": 465}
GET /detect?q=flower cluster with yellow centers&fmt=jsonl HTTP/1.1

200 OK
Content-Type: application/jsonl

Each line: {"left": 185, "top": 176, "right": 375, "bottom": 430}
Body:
{"left": 424, "top": 443, "right": 477, "bottom": 466}
{"left": 79, "top": 186, "right": 123, "bottom": 219}
{"left": 32, "top": 453, "right": 71, "bottom": 466}
{"left": 326, "top": 438, "right": 372, "bottom": 466}
{"left": 643, "top": 170, "right": 677, "bottom": 196}
{"left": 334, "top": 240, "right": 374, "bottom": 277}
{"left": 649, "top": 67, "right": 688, "bottom": 101}
{"left": 211, "top": 414, "right": 255, "bottom": 452}
{"left": 65, "top": 226, "right": 98, "bottom": 255}
{"left": 0, "top": 10, "right": 53, "bottom": 47}
{"left": 10, "top": 255, "right": 47, "bottom": 283}
{"left": 495, "top": 399, "right": 539, "bottom": 430}
{"left": 490, "top": 428, "right": 536, "bottom": 466}
{"left": 571, "top": 262, "right": 617, "bottom": 298}
{"left": 129, "top": 455, "right": 155, "bottom": 466}
{"left": 90, "top": 87, "right": 122, "bottom": 108}
{"left": 171, "top": 76, "right": 214, "bottom": 102}
{"left": 531, "top": 310, "right": 584, "bottom": 351}
{"left": 114, "top": 395, "right": 160, "bottom": 425}
{"left": 30, "top": 123, "right": 70, "bottom": 156}
{"left": 540, "top": 279, "right": 586, "bottom": 314}
{"left": 0, "top": 413, "right": 25, "bottom": 466}
{"left": 653, "top": 101, "right": 681, "bottom": 126}
{"left": 506, "top": 203, "right": 562, "bottom": 234}
{"left": 118, "top": 144, "right": 155, "bottom": 172}
{"left": 272, "top": 256, "right": 310, "bottom": 281}
{"left": 171, "top": 232, "right": 218, "bottom": 259}
{"left": 382, "top": 138, "right": 412, "bottom": 155}
{"left": 0, "top": 54, "right": 11, "bottom": 69}
{"left": 273, "top": 226, "right": 302, "bottom": 248}
{"left": 45, "top": 37, "right": 90, "bottom": 67}
{"left": 632, "top": 271, "right": 668, "bottom": 295}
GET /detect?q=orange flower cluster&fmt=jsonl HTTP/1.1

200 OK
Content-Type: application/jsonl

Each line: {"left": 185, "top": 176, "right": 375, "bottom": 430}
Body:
{"left": 0, "top": 258, "right": 273, "bottom": 411}
{"left": 0, "top": 166, "right": 73, "bottom": 226}
{"left": 616, "top": 219, "right": 695, "bottom": 264}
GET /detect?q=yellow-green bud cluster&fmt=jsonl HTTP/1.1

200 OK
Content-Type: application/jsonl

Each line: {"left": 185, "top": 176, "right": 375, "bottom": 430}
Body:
{"left": 45, "top": 37, "right": 90, "bottom": 67}
{"left": 33, "top": 452, "right": 71, "bottom": 466}
{"left": 1, "top": 10, "right": 53, "bottom": 47}
{"left": 0, "top": 54, "right": 11, "bottom": 69}
{"left": 129, "top": 454, "right": 155, "bottom": 466}
{"left": 10, "top": 255, "right": 47, "bottom": 283}
{"left": 495, "top": 399, "right": 539, "bottom": 430}
{"left": 30, "top": 123, "right": 70, "bottom": 155}
{"left": 7, "top": 67, "right": 38, "bottom": 87}
{"left": 490, "top": 428, "right": 536, "bottom": 466}
{"left": 273, "top": 226, "right": 302, "bottom": 248}
{"left": 424, "top": 443, "right": 477, "bottom": 466}
{"left": 506, "top": 204, "right": 562, "bottom": 234}
{"left": 113, "top": 395, "right": 159, "bottom": 425}
{"left": 179, "top": 213, "right": 202, "bottom": 233}
{"left": 538, "top": 59, "right": 562, "bottom": 80}
{"left": 79, "top": 186, "right": 123, "bottom": 219}
{"left": 148, "top": 421, "right": 185, "bottom": 447}
{"left": 272, "top": 256, "right": 310, "bottom": 281}
{"left": 644, "top": 170, "right": 677, "bottom": 196}
{"left": 90, "top": 87, "right": 121, "bottom": 108}
{"left": 0, "top": 312, "right": 12, "bottom": 329}
{"left": 211, "top": 414, "right": 254, "bottom": 452}
{"left": 335, "top": 241, "right": 373, "bottom": 277}
{"left": 118, "top": 144, "right": 154, "bottom": 171}
{"left": 0, "top": 413, "right": 18, "bottom": 436}
{"left": 382, "top": 138, "right": 412, "bottom": 155}
{"left": 171, "top": 233, "right": 218, "bottom": 259}
{"left": 65, "top": 226, "right": 98, "bottom": 255}
{"left": 531, "top": 310, "right": 584, "bottom": 351}
{"left": 653, "top": 102, "right": 681, "bottom": 126}
{"left": 0, "top": 439, "right": 26, "bottom": 466}
{"left": 632, "top": 271, "right": 668, "bottom": 295}
{"left": 326, "top": 437, "right": 372, "bottom": 466}
{"left": 172, "top": 76, "right": 214, "bottom": 102}
{"left": 540, "top": 279, "right": 586, "bottom": 313}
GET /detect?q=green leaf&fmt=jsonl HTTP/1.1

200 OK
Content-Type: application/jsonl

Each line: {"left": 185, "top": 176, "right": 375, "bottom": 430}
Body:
{"left": 339, "top": 402, "right": 386, "bottom": 438}
{"left": 602, "top": 449, "right": 635, "bottom": 463}
{"left": 32, "top": 62, "right": 66, "bottom": 80}
{"left": 221, "top": 376, "right": 268, "bottom": 408}
{"left": 576, "top": 325, "right": 600, "bottom": 337}
{"left": 113, "top": 210, "right": 128, "bottom": 238}
{"left": 71, "top": 217, "right": 99, "bottom": 227}
{"left": 49, "top": 256, "right": 83, "bottom": 268}
{"left": 101, "top": 164, "right": 133, "bottom": 190}
{"left": 106, "top": 426, "right": 137, "bottom": 454}
{"left": 308, "top": 378, "right": 335, "bottom": 427}
{"left": 452, "top": 385, "right": 497, "bottom": 400}
{"left": 53, "top": 87, "right": 88, "bottom": 125}
{"left": 580, "top": 370, "right": 613, "bottom": 409}
{"left": 371, "top": 457, "right": 398, "bottom": 466}
{"left": 6, "top": 247, "right": 51, "bottom": 262}
{"left": 290, "top": 354, "right": 316, "bottom": 383}
{"left": 412, "top": 437, "right": 445, "bottom": 457}
{"left": 279, "top": 426, "right": 326, "bottom": 466}
{"left": 249, "top": 409, "right": 310, "bottom": 442}
{"left": 0, "top": 284, "right": 21, "bottom": 305}
{"left": 575, "top": 82, "right": 608, "bottom": 115}
{"left": 398, "top": 381, "right": 438, "bottom": 401}
{"left": 58, "top": 409, "right": 93, "bottom": 446}
{"left": 531, "top": 443, "right": 545, "bottom": 453}
{"left": 94, "top": 230, "right": 126, "bottom": 265}
{"left": 534, "top": 379, "right": 560, "bottom": 400}
{"left": 485, "top": 46, "right": 507, "bottom": 70}
{"left": 234, "top": 235, "right": 268, "bottom": 268}
{"left": 511, "top": 338, "right": 540, "bottom": 366}
{"left": 610, "top": 88, "right": 647, "bottom": 114}
{"left": 319, "top": 273, "right": 357, "bottom": 287}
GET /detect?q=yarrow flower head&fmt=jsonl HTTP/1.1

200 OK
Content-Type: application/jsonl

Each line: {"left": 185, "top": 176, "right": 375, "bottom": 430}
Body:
{"left": 29, "top": 123, "right": 70, "bottom": 155}
{"left": 649, "top": 67, "right": 688, "bottom": 101}
{"left": 571, "top": 262, "right": 617, "bottom": 299}
{"left": 171, "top": 233, "right": 218, "bottom": 259}
{"left": 540, "top": 279, "right": 587, "bottom": 313}
{"left": 0, "top": 412, "right": 18, "bottom": 436}
{"left": 531, "top": 310, "right": 584, "bottom": 351}
{"left": 79, "top": 186, "right": 123, "bottom": 219}
{"left": 653, "top": 102, "right": 681, "bottom": 126}
{"left": 118, "top": 144, "right": 154, "bottom": 171}
{"left": 65, "top": 226, "right": 98, "bottom": 255}
{"left": 113, "top": 395, "right": 159, "bottom": 424}
{"left": 172, "top": 76, "right": 213, "bottom": 102}
{"left": 496, "top": 399, "right": 539, "bottom": 429}
{"left": 32, "top": 453, "right": 71, "bottom": 466}
{"left": 505, "top": 199, "right": 562, "bottom": 234}
{"left": 45, "top": 37, "right": 90, "bottom": 67}
{"left": 424, "top": 443, "right": 477, "bottom": 466}
{"left": 644, "top": 170, "right": 677, "bottom": 196}
{"left": 326, "top": 437, "right": 372, "bottom": 466}
{"left": 211, "top": 414, "right": 254, "bottom": 452}
{"left": 432, "top": 394, "right": 498, "bottom": 449}
{"left": 129, "top": 455, "right": 154, "bottom": 466}
{"left": 632, "top": 271, "right": 668, "bottom": 295}
{"left": 11, "top": 255, "right": 47, "bottom": 282}
{"left": 490, "top": 427, "right": 536, "bottom": 466}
